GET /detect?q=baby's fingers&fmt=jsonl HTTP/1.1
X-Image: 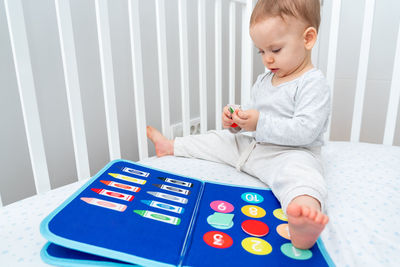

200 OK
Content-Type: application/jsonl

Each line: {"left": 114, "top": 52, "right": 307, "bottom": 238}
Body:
{"left": 232, "top": 114, "right": 246, "bottom": 127}
{"left": 236, "top": 110, "right": 248, "bottom": 119}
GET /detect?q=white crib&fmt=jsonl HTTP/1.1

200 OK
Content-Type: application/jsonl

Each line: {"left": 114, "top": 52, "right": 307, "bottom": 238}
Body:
{"left": 1, "top": 0, "right": 400, "bottom": 266}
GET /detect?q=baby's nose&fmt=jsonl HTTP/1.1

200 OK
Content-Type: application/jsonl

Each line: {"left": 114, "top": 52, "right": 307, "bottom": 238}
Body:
{"left": 265, "top": 54, "right": 274, "bottom": 64}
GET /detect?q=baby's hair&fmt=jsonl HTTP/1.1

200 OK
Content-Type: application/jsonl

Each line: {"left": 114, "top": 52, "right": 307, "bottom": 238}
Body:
{"left": 250, "top": 0, "right": 321, "bottom": 32}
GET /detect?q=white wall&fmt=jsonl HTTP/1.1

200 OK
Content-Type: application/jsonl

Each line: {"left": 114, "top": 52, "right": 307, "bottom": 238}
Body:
{"left": 316, "top": 0, "right": 400, "bottom": 145}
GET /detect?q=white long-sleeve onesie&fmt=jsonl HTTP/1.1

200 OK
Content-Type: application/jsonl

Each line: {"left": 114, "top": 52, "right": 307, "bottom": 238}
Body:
{"left": 242, "top": 68, "right": 330, "bottom": 147}
{"left": 174, "top": 68, "right": 331, "bottom": 213}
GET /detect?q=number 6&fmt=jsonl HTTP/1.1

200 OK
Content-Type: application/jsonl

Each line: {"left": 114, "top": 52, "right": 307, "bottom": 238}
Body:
{"left": 218, "top": 203, "right": 226, "bottom": 211}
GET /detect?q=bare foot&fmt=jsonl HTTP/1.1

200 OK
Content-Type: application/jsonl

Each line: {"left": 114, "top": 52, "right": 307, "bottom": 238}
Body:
{"left": 146, "top": 126, "right": 174, "bottom": 157}
{"left": 286, "top": 197, "right": 329, "bottom": 249}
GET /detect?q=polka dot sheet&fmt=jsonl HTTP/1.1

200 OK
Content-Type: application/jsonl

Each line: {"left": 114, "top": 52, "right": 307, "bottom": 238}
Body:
{"left": 321, "top": 142, "right": 400, "bottom": 267}
{"left": 1, "top": 141, "right": 399, "bottom": 266}
{"left": 0, "top": 179, "right": 88, "bottom": 266}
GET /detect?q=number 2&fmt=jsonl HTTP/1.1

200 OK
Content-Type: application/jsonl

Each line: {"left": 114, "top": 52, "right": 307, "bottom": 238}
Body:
{"left": 251, "top": 239, "right": 262, "bottom": 252}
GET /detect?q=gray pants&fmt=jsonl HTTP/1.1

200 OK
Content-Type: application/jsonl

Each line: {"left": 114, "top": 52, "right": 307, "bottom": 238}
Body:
{"left": 174, "top": 130, "right": 327, "bottom": 213}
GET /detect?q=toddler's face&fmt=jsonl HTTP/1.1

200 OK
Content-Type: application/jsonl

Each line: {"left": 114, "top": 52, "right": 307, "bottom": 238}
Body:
{"left": 250, "top": 16, "right": 311, "bottom": 80}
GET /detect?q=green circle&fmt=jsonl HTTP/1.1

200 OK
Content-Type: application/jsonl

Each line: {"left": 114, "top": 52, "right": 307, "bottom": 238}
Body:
{"left": 207, "top": 214, "right": 234, "bottom": 230}
{"left": 280, "top": 243, "right": 312, "bottom": 260}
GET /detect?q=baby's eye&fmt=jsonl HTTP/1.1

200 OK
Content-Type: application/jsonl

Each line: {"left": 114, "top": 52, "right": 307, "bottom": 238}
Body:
{"left": 258, "top": 50, "right": 265, "bottom": 55}
{"left": 272, "top": 48, "right": 281, "bottom": 53}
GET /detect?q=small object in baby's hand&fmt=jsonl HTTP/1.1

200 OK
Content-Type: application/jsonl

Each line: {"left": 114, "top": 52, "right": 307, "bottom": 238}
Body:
{"left": 227, "top": 104, "right": 241, "bottom": 133}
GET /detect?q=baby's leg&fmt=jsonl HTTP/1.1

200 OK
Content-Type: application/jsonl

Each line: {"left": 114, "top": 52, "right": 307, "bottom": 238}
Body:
{"left": 276, "top": 150, "right": 328, "bottom": 249}
{"left": 244, "top": 146, "right": 328, "bottom": 249}
{"left": 147, "top": 126, "right": 252, "bottom": 167}
{"left": 286, "top": 195, "right": 329, "bottom": 249}
{"left": 146, "top": 126, "right": 174, "bottom": 157}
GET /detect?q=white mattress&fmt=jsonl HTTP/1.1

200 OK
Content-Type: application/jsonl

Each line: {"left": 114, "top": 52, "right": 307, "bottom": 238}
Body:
{"left": 1, "top": 141, "right": 399, "bottom": 266}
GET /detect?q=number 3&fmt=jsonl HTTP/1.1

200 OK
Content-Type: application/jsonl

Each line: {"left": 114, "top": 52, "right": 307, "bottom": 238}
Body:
{"left": 213, "top": 234, "right": 224, "bottom": 246}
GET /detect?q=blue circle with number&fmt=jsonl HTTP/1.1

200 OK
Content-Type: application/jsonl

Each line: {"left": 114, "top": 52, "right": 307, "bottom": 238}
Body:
{"left": 241, "top": 192, "right": 264, "bottom": 204}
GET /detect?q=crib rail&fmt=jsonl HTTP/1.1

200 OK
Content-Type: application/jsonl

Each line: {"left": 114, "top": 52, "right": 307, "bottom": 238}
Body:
{"left": 1, "top": 0, "right": 255, "bottom": 206}
{"left": 324, "top": 0, "right": 400, "bottom": 145}
{"left": 4, "top": 0, "right": 52, "bottom": 195}
{"left": 1, "top": 0, "right": 400, "bottom": 206}
{"left": 55, "top": 0, "right": 91, "bottom": 181}
{"left": 384, "top": 23, "right": 400, "bottom": 145}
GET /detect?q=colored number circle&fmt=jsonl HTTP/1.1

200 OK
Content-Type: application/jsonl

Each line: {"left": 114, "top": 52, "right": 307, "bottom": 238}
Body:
{"left": 273, "top": 208, "right": 288, "bottom": 221}
{"left": 210, "top": 200, "right": 234, "bottom": 213}
{"left": 241, "top": 237, "right": 272, "bottom": 255}
{"left": 276, "top": 223, "right": 291, "bottom": 240}
{"left": 203, "top": 231, "right": 233, "bottom": 249}
{"left": 241, "top": 220, "right": 269, "bottom": 237}
{"left": 241, "top": 192, "right": 264, "bottom": 204}
{"left": 241, "top": 205, "right": 266, "bottom": 218}
{"left": 280, "top": 243, "right": 312, "bottom": 260}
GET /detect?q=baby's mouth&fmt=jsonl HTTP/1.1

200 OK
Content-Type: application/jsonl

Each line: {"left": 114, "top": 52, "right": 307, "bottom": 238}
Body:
{"left": 270, "top": 68, "right": 279, "bottom": 73}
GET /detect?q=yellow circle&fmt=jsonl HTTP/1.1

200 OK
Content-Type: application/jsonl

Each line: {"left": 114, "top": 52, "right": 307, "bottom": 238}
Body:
{"left": 241, "top": 237, "right": 272, "bottom": 255}
{"left": 273, "top": 208, "right": 288, "bottom": 221}
{"left": 241, "top": 205, "right": 266, "bottom": 218}
{"left": 276, "top": 223, "right": 291, "bottom": 240}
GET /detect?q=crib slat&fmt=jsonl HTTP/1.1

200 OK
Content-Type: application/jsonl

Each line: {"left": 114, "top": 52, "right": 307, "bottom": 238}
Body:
{"left": 198, "top": 0, "right": 208, "bottom": 134}
{"left": 215, "top": 0, "right": 222, "bottom": 130}
{"left": 4, "top": 0, "right": 51, "bottom": 194}
{"left": 155, "top": 0, "right": 171, "bottom": 139}
{"left": 95, "top": 0, "right": 121, "bottom": 160}
{"left": 325, "top": 0, "right": 342, "bottom": 141}
{"left": 383, "top": 24, "right": 400, "bottom": 145}
{"left": 229, "top": 2, "right": 236, "bottom": 106}
{"left": 231, "top": 0, "right": 246, "bottom": 4}
{"left": 241, "top": 0, "right": 254, "bottom": 106}
{"left": 350, "top": 0, "right": 375, "bottom": 142}
{"left": 128, "top": 0, "right": 148, "bottom": 159}
{"left": 178, "top": 0, "right": 190, "bottom": 136}
{"left": 55, "top": 0, "right": 90, "bottom": 180}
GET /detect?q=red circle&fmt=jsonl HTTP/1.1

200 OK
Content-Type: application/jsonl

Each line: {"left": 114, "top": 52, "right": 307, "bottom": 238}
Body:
{"left": 203, "top": 231, "right": 233, "bottom": 249}
{"left": 241, "top": 220, "right": 269, "bottom": 237}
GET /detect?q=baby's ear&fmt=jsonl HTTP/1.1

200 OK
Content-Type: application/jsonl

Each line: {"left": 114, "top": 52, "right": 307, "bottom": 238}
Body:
{"left": 303, "top": 27, "right": 317, "bottom": 50}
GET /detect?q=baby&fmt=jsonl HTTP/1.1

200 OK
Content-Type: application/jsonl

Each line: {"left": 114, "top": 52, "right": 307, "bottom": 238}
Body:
{"left": 147, "top": 0, "right": 330, "bottom": 250}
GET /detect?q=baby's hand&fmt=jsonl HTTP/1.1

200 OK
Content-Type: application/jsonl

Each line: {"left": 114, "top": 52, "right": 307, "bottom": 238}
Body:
{"left": 222, "top": 106, "right": 234, "bottom": 128}
{"left": 232, "top": 109, "right": 259, "bottom": 131}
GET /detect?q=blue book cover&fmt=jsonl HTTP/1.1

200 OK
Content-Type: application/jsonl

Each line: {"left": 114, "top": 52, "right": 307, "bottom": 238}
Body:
{"left": 40, "top": 159, "right": 334, "bottom": 266}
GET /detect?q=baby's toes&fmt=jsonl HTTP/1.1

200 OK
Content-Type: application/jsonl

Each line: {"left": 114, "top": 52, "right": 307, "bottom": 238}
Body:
{"left": 315, "top": 212, "right": 324, "bottom": 224}
{"left": 301, "top": 206, "right": 310, "bottom": 217}
{"left": 308, "top": 209, "right": 317, "bottom": 220}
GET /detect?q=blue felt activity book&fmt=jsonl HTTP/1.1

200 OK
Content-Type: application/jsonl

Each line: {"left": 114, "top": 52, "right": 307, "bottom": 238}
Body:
{"left": 40, "top": 159, "right": 334, "bottom": 266}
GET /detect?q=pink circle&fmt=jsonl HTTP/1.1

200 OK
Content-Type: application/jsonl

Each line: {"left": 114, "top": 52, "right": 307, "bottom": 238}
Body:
{"left": 210, "top": 200, "right": 234, "bottom": 213}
